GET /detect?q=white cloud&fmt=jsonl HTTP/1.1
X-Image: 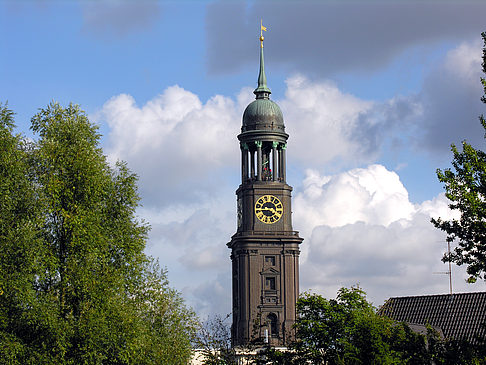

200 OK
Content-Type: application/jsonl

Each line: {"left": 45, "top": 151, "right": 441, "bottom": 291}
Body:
{"left": 294, "top": 165, "right": 414, "bottom": 237}
{"left": 102, "top": 86, "right": 237, "bottom": 166}
{"left": 444, "top": 40, "right": 482, "bottom": 80}
{"left": 97, "top": 79, "right": 397, "bottom": 210}
{"left": 281, "top": 75, "right": 374, "bottom": 167}
{"left": 418, "top": 193, "right": 460, "bottom": 222}
{"left": 295, "top": 165, "right": 485, "bottom": 305}
{"left": 278, "top": 75, "right": 424, "bottom": 170}
{"left": 97, "top": 85, "right": 241, "bottom": 206}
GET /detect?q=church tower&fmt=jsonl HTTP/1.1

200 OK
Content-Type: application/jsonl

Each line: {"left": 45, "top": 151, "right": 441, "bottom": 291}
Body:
{"left": 228, "top": 27, "right": 303, "bottom": 348}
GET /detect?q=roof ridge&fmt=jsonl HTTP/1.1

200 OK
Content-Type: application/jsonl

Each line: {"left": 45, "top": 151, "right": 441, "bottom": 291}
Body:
{"left": 387, "top": 291, "right": 486, "bottom": 300}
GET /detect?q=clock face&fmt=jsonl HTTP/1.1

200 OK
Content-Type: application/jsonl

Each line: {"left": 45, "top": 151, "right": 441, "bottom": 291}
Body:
{"left": 255, "top": 195, "right": 283, "bottom": 224}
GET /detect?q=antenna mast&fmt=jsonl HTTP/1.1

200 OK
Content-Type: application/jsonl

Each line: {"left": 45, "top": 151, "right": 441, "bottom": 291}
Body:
{"left": 433, "top": 241, "right": 453, "bottom": 295}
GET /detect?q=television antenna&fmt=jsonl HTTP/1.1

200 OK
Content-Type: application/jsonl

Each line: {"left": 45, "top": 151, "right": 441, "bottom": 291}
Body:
{"left": 433, "top": 241, "right": 452, "bottom": 295}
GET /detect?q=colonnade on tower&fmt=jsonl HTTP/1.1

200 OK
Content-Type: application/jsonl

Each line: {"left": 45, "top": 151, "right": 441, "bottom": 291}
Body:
{"left": 240, "top": 141, "right": 286, "bottom": 183}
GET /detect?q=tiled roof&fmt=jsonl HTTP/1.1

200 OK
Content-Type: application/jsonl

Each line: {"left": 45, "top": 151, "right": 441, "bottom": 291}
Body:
{"left": 379, "top": 292, "right": 486, "bottom": 343}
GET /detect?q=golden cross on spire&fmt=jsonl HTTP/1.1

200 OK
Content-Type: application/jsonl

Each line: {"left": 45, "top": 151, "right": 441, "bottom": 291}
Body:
{"left": 260, "top": 19, "right": 267, "bottom": 48}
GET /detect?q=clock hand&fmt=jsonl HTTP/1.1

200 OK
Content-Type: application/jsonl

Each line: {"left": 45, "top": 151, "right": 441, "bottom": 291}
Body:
{"left": 259, "top": 207, "right": 276, "bottom": 214}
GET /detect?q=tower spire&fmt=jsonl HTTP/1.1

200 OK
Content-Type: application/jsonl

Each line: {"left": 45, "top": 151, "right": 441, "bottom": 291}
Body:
{"left": 254, "top": 20, "right": 271, "bottom": 98}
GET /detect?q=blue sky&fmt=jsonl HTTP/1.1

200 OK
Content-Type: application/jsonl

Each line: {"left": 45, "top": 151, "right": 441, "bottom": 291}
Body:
{"left": 2, "top": 0, "right": 486, "bottom": 316}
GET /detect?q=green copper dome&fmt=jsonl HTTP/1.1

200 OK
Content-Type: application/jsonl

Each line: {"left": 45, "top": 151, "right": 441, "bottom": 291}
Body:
{"left": 242, "top": 37, "right": 285, "bottom": 133}
{"left": 242, "top": 99, "right": 284, "bottom": 132}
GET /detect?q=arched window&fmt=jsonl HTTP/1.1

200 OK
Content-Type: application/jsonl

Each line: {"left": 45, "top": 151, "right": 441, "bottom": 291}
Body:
{"left": 266, "top": 313, "right": 278, "bottom": 336}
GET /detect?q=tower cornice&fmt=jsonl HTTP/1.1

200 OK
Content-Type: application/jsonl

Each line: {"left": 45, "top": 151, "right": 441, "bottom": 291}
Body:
{"left": 238, "top": 130, "right": 288, "bottom": 144}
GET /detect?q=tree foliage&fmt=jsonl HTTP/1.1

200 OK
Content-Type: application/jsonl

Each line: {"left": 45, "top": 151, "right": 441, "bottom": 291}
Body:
{"left": 0, "top": 104, "right": 42, "bottom": 363}
{"left": 258, "top": 287, "right": 485, "bottom": 365}
{"left": 285, "top": 287, "right": 426, "bottom": 364}
{"left": 0, "top": 102, "right": 196, "bottom": 364}
{"left": 431, "top": 32, "right": 486, "bottom": 283}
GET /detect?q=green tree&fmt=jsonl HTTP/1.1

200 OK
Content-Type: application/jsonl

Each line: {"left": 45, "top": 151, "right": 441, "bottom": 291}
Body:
{"left": 0, "top": 103, "right": 45, "bottom": 363}
{"left": 285, "top": 287, "right": 425, "bottom": 365}
{"left": 259, "top": 287, "right": 485, "bottom": 364}
{"left": 431, "top": 32, "right": 486, "bottom": 283}
{"left": 425, "top": 326, "right": 486, "bottom": 365}
{"left": 0, "top": 102, "right": 196, "bottom": 364}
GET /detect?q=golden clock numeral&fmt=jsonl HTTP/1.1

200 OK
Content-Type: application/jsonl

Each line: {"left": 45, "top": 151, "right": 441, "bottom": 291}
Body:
{"left": 276, "top": 203, "right": 282, "bottom": 208}
{"left": 256, "top": 203, "right": 261, "bottom": 209}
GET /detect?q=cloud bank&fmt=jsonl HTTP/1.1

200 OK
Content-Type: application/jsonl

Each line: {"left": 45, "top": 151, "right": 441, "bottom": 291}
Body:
{"left": 95, "top": 39, "right": 486, "bottom": 316}
{"left": 98, "top": 85, "right": 242, "bottom": 207}
{"left": 206, "top": 1, "right": 486, "bottom": 77}
{"left": 293, "top": 165, "right": 484, "bottom": 305}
